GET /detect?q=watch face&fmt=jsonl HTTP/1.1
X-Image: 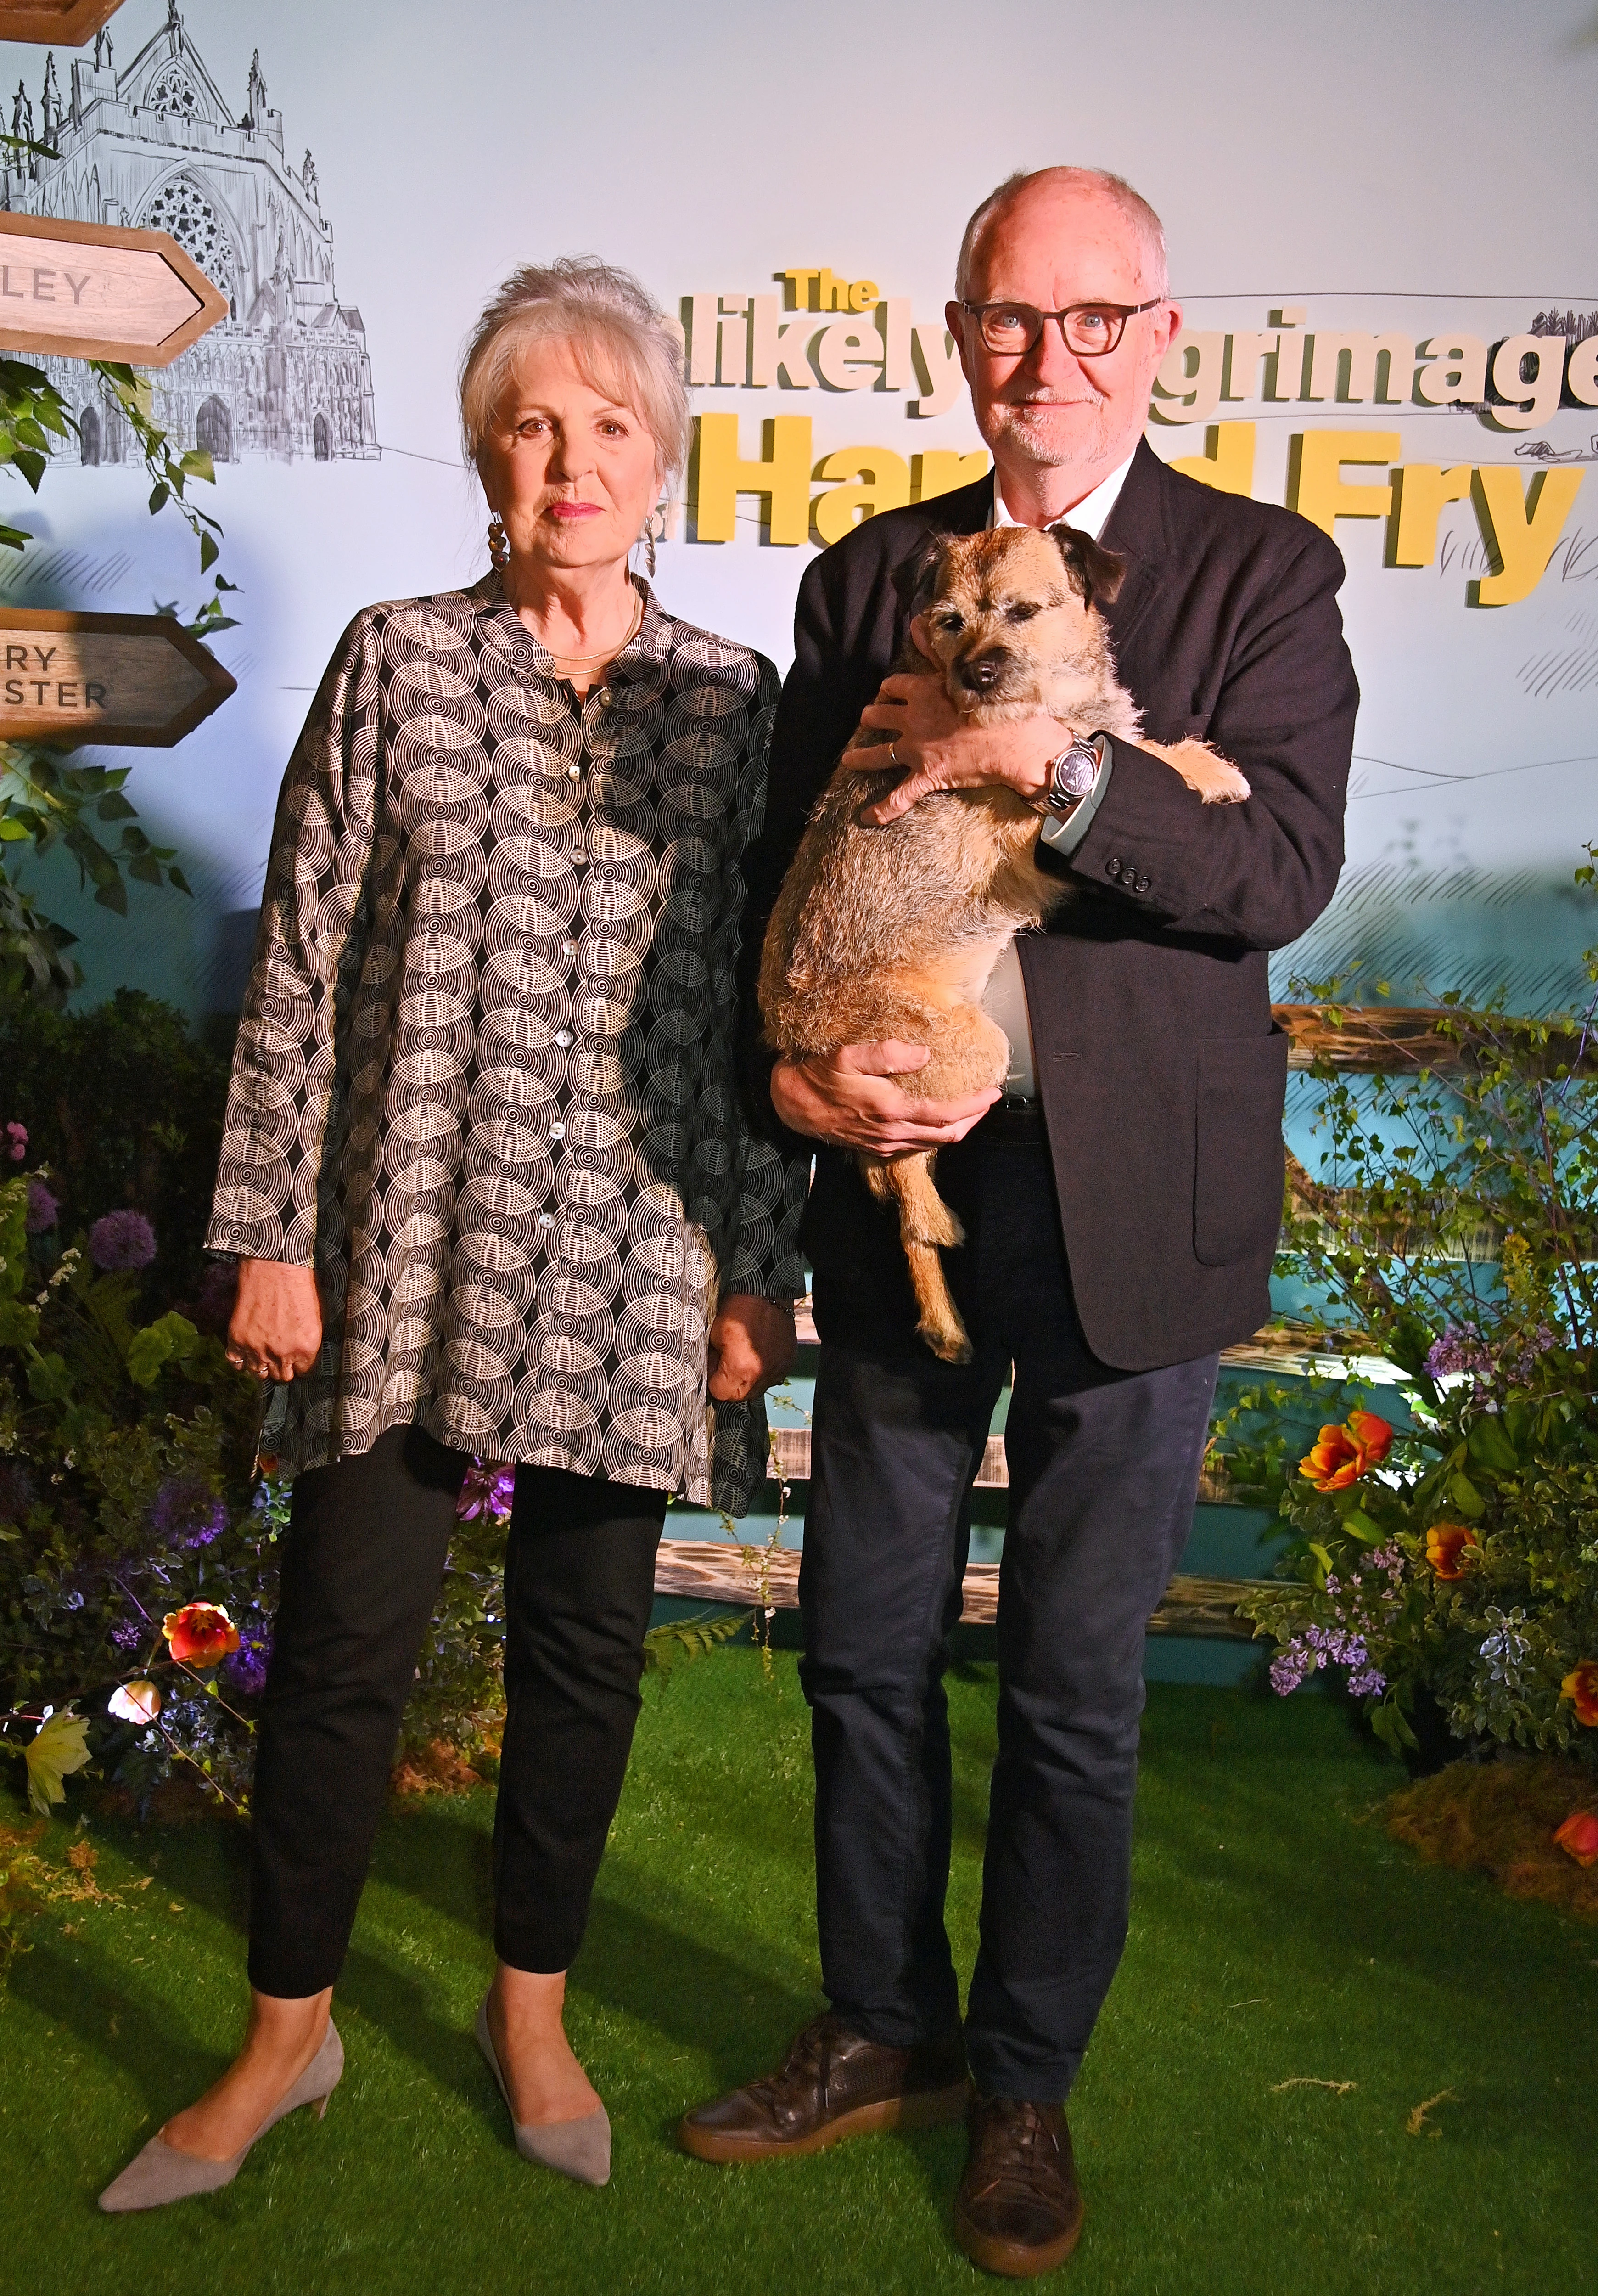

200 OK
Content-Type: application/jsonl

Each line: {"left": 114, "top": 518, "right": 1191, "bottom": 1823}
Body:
{"left": 1060, "top": 752, "right": 1099, "bottom": 797}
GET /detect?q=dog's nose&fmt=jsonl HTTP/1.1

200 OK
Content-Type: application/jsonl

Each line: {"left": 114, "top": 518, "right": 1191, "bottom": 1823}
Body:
{"left": 956, "top": 649, "right": 1009, "bottom": 693}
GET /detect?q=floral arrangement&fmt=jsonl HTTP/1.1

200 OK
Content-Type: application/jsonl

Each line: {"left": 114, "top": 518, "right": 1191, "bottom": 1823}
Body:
{"left": 1229, "top": 870, "right": 1598, "bottom": 1777}
{"left": 0, "top": 1037, "right": 752, "bottom": 1823}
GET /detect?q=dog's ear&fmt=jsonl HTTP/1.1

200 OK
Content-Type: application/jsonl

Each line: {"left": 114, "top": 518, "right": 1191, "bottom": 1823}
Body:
{"left": 893, "top": 535, "right": 947, "bottom": 619}
{"left": 1047, "top": 523, "right": 1125, "bottom": 609}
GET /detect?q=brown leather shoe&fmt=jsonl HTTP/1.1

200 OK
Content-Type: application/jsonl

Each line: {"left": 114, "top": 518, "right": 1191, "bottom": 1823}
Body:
{"left": 953, "top": 2093, "right": 1084, "bottom": 2278}
{"left": 677, "top": 2013, "right": 969, "bottom": 2162}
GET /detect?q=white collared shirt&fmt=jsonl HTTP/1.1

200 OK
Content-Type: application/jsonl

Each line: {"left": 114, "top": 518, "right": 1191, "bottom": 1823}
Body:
{"left": 980, "top": 451, "right": 1136, "bottom": 1097}
{"left": 989, "top": 450, "right": 1136, "bottom": 542}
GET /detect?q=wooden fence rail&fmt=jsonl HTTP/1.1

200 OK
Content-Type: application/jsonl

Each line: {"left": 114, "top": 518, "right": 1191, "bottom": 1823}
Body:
{"left": 655, "top": 1539, "right": 1269, "bottom": 1641}
{"left": 1274, "top": 1002, "right": 1592, "bottom": 1076}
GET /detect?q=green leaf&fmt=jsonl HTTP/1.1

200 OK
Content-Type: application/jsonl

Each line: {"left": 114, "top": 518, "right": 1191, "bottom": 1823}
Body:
{"left": 22, "top": 1710, "right": 92, "bottom": 1815}
{"left": 1370, "top": 1699, "right": 1419, "bottom": 1755}
{"left": 94, "top": 791, "right": 136, "bottom": 821}
{"left": 126, "top": 1311, "right": 199, "bottom": 1388}
{"left": 26, "top": 1350, "right": 73, "bottom": 1403}
{"left": 640, "top": 1610, "right": 751, "bottom": 1678}
{"left": 1466, "top": 1416, "right": 1519, "bottom": 1474}
{"left": 1341, "top": 1508, "right": 1384, "bottom": 1543}
{"left": 147, "top": 481, "right": 169, "bottom": 516}
{"left": 198, "top": 530, "right": 219, "bottom": 573}
{"left": 14, "top": 448, "right": 45, "bottom": 492}
{"left": 179, "top": 449, "right": 215, "bottom": 484}
{"left": 1449, "top": 1470, "right": 1486, "bottom": 1518}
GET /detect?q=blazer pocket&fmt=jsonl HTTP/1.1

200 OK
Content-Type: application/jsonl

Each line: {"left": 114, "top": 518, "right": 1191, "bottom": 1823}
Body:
{"left": 1193, "top": 1032, "right": 1290, "bottom": 1267}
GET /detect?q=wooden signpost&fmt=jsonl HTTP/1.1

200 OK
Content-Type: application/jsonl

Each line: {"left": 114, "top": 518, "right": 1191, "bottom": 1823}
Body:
{"left": 0, "top": 607, "right": 235, "bottom": 745}
{"left": 0, "top": 211, "right": 227, "bottom": 366}
{"left": 0, "top": 2, "right": 126, "bottom": 45}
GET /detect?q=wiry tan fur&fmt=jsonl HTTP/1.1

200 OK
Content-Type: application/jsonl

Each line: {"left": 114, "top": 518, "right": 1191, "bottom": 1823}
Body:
{"left": 760, "top": 522, "right": 1249, "bottom": 1363}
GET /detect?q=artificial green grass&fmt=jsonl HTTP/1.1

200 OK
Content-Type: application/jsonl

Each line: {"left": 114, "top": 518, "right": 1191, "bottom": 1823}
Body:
{"left": 2, "top": 1654, "right": 1595, "bottom": 2296}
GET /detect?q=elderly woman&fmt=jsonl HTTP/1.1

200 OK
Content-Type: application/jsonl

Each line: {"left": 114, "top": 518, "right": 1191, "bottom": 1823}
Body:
{"left": 100, "top": 259, "right": 807, "bottom": 2211}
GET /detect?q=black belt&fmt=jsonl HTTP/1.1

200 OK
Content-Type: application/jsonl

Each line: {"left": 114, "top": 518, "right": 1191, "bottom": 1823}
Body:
{"left": 976, "top": 1095, "right": 1048, "bottom": 1143}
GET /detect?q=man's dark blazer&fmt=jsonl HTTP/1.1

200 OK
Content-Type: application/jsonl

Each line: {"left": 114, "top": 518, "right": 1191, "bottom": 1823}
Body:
{"left": 740, "top": 438, "right": 1359, "bottom": 1371}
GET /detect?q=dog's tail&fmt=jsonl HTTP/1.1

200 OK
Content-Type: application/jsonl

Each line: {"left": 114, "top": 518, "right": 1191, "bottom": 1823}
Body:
{"left": 862, "top": 1152, "right": 972, "bottom": 1365}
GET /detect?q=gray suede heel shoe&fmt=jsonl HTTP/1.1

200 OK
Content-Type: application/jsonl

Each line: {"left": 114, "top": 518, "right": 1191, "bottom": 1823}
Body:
{"left": 475, "top": 1996, "right": 611, "bottom": 2187}
{"left": 98, "top": 2019, "right": 343, "bottom": 2213}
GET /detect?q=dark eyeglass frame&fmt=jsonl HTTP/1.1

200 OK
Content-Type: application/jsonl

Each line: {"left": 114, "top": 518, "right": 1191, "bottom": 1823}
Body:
{"left": 959, "top": 297, "right": 1166, "bottom": 357}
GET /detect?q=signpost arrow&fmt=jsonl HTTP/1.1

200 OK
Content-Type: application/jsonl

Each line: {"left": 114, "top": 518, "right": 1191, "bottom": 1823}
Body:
{"left": 0, "top": 2, "right": 126, "bottom": 45}
{"left": 0, "top": 608, "right": 235, "bottom": 745}
{"left": 0, "top": 212, "right": 227, "bottom": 366}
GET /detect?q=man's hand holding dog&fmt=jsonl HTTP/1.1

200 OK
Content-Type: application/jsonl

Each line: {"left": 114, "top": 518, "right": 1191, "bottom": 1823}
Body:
{"left": 771, "top": 1041, "right": 998, "bottom": 1155}
{"left": 858, "top": 615, "right": 1073, "bottom": 826}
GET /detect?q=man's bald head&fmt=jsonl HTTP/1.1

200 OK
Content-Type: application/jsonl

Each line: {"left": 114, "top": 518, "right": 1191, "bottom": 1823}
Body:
{"left": 955, "top": 167, "right": 1169, "bottom": 303}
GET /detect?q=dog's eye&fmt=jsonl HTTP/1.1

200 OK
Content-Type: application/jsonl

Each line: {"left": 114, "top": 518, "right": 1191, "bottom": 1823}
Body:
{"left": 934, "top": 613, "right": 964, "bottom": 635}
{"left": 1005, "top": 602, "right": 1041, "bottom": 623}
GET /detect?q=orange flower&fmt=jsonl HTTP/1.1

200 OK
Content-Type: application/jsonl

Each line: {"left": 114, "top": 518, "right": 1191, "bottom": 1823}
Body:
{"left": 1424, "top": 1523, "right": 1477, "bottom": 1580}
{"left": 1561, "top": 1662, "right": 1598, "bottom": 1728}
{"left": 162, "top": 1602, "right": 240, "bottom": 1667}
{"left": 1298, "top": 1409, "right": 1393, "bottom": 1491}
{"left": 1553, "top": 1811, "right": 1598, "bottom": 1868}
{"left": 1346, "top": 1409, "right": 1393, "bottom": 1468}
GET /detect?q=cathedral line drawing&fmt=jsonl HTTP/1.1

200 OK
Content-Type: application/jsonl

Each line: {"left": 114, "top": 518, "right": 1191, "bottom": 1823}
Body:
{"left": 2, "top": 2, "right": 377, "bottom": 466}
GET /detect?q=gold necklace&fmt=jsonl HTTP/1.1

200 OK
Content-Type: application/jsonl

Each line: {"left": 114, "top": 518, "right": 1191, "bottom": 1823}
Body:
{"left": 542, "top": 585, "right": 644, "bottom": 666}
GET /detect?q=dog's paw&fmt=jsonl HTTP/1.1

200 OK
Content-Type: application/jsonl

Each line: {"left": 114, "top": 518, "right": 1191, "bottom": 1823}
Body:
{"left": 1159, "top": 738, "right": 1250, "bottom": 805}
{"left": 1193, "top": 756, "right": 1250, "bottom": 804}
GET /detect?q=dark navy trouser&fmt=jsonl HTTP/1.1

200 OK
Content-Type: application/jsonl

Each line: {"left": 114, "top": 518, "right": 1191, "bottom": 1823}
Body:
{"left": 801, "top": 1130, "right": 1217, "bottom": 2100}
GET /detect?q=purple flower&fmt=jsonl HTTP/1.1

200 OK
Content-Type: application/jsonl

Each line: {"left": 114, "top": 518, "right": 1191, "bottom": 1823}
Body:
{"left": 88, "top": 1210, "right": 157, "bottom": 1271}
{"left": 223, "top": 1632, "right": 272, "bottom": 1696}
{"left": 148, "top": 1474, "right": 228, "bottom": 1550}
{"left": 24, "top": 1176, "right": 58, "bottom": 1233}
{"left": 110, "top": 1614, "right": 145, "bottom": 1654}
{"left": 457, "top": 1461, "right": 516, "bottom": 1525}
{"left": 1425, "top": 1321, "right": 1556, "bottom": 1392}
{"left": 1270, "top": 1644, "right": 1313, "bottom": 1695}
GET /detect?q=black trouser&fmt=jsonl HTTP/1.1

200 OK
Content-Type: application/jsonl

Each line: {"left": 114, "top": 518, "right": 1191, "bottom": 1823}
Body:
{"left": 801, "top": 1128, "right": 1218, "bottom": 2102}
{"left": 248, "top": 1424, "right": 665, "bottom": 1998}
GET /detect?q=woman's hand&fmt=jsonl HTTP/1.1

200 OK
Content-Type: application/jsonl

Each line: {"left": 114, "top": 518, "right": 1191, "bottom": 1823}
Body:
{"left": 708, "top": 1294, "right": 798, "bottom": 1401}
{"left": 856, "top": 615, "right": 1073, "bottom": 825}
{"left": 227, "top": 1260, "right": 323, "bottom": 1383}
{"left": 771, "top": 1043, "right": 998, "bottom": 1155}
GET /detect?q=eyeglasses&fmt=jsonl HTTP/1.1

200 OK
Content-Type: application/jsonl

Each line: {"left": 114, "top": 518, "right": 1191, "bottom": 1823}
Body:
{"left": 959, "top": 298, "right": 1165, "bottom": 358}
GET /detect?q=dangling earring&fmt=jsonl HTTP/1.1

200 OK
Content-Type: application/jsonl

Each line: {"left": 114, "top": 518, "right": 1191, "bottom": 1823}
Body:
{"left": 639, "top": 502, "right": 667, "bottom": 579}
{"left": 487, "top": 515, "right": 510, "bottom": 571}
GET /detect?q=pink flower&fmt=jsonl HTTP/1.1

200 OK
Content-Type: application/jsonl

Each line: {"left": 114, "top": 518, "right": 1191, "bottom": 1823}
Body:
{"left": 5, "top": 1120, "right": 26, "bottom": 1162}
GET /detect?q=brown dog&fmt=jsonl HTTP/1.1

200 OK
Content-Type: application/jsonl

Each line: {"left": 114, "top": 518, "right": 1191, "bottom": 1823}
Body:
{"left": 759, "top": 521, "right": 1249, "bottom": 1363}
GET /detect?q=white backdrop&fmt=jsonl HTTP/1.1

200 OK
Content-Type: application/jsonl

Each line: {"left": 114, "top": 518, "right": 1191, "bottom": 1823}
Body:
{"left": 2, "top": 0, "right": 1596, "bottom": 1015}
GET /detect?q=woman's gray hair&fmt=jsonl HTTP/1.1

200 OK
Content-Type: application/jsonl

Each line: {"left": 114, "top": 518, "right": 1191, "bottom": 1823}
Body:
{"left": 459, "top": 256, "right": 690, "bottom": 486}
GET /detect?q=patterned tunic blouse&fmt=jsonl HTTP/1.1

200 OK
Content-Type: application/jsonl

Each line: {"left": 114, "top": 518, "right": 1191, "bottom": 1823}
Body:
{"left": 206, "top": 574, "right": 809, "bottom": 1514}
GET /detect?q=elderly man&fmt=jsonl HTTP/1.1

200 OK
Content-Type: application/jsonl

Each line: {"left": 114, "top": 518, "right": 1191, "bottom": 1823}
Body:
{"left": 680, "top": 167, "right": 1357, "bottom": 2276}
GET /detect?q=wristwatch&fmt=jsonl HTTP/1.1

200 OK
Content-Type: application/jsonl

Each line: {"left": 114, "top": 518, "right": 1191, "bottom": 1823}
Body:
{"left": 1036, "top": 732, "right": 1107, "bottom": 817}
